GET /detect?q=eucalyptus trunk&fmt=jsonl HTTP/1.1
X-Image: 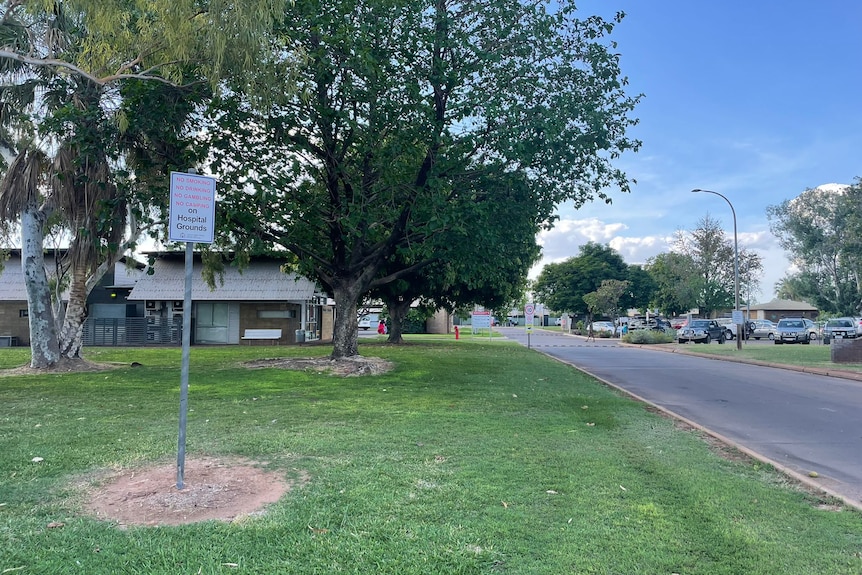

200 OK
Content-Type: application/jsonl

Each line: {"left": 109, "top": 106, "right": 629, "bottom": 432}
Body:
{"left": 21, "top": 205, "right": 60, "bottom": 368}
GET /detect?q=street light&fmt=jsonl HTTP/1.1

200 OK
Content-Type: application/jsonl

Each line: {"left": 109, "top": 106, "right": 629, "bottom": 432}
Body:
{"left": 691, "top": 188, "right": 742, "bottom": 351}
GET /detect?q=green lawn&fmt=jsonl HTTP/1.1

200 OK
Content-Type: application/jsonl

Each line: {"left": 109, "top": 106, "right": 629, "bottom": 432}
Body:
{"left": 2, "top": 341, "right": 862, "bottom": 574}
{"left": 671, "top": 340, "right": 862, "bottom": 373}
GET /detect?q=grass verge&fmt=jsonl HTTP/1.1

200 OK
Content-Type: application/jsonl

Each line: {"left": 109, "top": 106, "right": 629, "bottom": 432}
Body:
{"left": 670, "top": 340, "right": 862, "bottom": 373}
{"left": 1, "top": 341, "right": 862, "bottom": 574}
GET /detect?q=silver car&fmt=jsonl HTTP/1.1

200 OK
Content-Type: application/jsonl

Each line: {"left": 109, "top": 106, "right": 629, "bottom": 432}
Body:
{"left": 823, "top": 317, "right": 859, "bottom": 342}
{"left": 774, "top": 318, "right": 810, "bottom": 345}
{"left": 750, "top": 319, "right": 776, "bottom": 340}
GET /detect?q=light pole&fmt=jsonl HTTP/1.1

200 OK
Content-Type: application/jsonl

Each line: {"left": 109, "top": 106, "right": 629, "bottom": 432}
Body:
{"left": 691, "top": 188, "right": 742, "bottom": 351}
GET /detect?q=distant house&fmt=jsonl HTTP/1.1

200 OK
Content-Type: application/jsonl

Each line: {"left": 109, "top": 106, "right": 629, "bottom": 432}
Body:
{"left": 747, "top": 299, "right": 819, "bottom": 322}
{"left": 124, "top": 253, "right": 333, "bottom": 345}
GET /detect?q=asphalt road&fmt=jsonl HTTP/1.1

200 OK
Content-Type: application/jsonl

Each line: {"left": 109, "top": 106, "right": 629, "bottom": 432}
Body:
{"left": 500, "top": 327, "right": 862, "bottom": 506}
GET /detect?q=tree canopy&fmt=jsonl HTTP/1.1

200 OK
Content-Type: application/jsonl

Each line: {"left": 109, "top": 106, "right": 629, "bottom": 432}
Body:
{"left": 767, "top": 181, "right": 862, "bottom": 315}
{"left": 206, "top": 0, "right": 642, "bottom": 357}
{"left": 532, "top": 242, "right": 630, "bottom": 316}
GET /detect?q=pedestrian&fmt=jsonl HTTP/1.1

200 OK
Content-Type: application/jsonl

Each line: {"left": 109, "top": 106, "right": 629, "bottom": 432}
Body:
{"left": 377, "top": 320, "right": 386, "bottom": 335}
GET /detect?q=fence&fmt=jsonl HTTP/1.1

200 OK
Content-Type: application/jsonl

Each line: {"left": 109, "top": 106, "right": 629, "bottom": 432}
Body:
{"left": 83, "top": 317, "right": 183, "bottom": 346}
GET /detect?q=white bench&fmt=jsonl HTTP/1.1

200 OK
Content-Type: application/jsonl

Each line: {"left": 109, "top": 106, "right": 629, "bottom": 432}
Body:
{"left": 241, "top": 329, "right": 283, "bottom": 345}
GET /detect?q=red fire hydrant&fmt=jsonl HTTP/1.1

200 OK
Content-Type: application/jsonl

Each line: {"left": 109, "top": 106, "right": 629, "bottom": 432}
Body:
{"left": 454, "top": 325, "right": 460, "bottom": 340}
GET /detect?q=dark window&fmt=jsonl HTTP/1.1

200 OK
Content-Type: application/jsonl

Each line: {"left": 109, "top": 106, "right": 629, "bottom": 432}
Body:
{"left": 19, "top": 309, "right": 28, "bottom": 317}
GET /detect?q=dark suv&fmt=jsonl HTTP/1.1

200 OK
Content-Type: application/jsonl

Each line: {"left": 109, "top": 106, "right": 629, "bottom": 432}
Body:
{"left": 677, "top": 319, "right": 725, "bottom": 344}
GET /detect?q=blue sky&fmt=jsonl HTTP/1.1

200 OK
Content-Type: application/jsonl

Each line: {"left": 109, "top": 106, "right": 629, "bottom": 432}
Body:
{"left": 534, "top": 0, "right": 862, "bottom": 302}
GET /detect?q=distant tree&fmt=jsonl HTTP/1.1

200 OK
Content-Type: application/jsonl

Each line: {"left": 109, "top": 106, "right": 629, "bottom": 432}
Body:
{"left": 583, "top": 279, "right": 630, "bottom": 330}
{"left": 622, "top": 264, "right": 656, "bottom": 312}
{"left": 533, "top": 242, "right": 628, "bottom": 316}
{"left": 671, "top": 214, "right": 762, "bottom": 317}
{"left": 645, "top": 252, "right": 701, "bottom": 317}
{"left": 767, "top": 181, "right": 862, "bottom": 315}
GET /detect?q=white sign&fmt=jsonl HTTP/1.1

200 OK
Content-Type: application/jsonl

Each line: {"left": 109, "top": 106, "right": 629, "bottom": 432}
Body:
{"left": 525, "top": 302, "right": 535, "bottom": 325}
{"left": 731, "top": 310, "right": 745, "bottom": 325}
{"left": 472, "top": 310, "right": 492, "bottom": 329}
{"left": 169, "top": 172, "right": 217, "bottom": 243}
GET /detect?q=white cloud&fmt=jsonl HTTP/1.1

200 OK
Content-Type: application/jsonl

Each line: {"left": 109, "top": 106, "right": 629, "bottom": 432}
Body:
{"left": 531, "top": 214, "right": 792, "bottom": 304}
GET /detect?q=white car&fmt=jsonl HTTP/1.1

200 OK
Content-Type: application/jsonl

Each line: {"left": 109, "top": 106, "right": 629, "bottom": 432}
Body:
{"left": 358, "top": 317, "right": 372, "bottom": 330}
{"left": 588, "top": 321, "right": 616, "bottom": 335}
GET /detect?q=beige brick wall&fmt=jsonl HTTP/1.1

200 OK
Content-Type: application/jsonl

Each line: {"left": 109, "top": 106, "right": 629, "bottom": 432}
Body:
{"left": 0, "top": 302, "right": 30, "bottom": 345}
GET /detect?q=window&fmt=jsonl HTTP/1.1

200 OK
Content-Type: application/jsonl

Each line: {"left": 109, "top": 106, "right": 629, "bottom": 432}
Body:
{"left": 19, "top": 309, "right": 28, "bottom": 318}
{"left": 258, "top": 309, "right": 296, "bottom": 319}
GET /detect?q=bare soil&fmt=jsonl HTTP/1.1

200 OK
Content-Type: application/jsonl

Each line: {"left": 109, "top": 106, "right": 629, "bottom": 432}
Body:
{"left": 82, "top": 457, "right": 306, "bottom": 527}
{"left": 243, "top": 355, "right": 394, "bottom": 376}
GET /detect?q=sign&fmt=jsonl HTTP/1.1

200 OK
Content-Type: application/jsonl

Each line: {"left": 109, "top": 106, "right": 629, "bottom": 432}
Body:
{"left": 472, "top": 310, "right": 492, "bottom": 329}
{"left": 525, "top": 302, "right": 535, "bottom": 326}
{"left": 169, "top": 171, "right": 217, "bottom": 243}
{"left": 731, "top": 310, "right": 744, "bottom": 325}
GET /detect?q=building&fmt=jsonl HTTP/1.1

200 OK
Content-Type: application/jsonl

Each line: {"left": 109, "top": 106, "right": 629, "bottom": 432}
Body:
{"left": 124, "top": 253, "right": 333, "bottom": 345}
{"left": 747, "top": 298, "right": 819, "bottom": 322}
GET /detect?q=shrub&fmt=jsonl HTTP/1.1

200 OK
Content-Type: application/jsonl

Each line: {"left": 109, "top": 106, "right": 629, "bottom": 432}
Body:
{"left": 622, "top": 329, "right": 676, "bottom": 344}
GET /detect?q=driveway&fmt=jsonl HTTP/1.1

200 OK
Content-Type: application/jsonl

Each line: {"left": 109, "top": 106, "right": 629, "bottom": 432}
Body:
{"left": 499, "top": 327, "right": 862, "bottom": 507}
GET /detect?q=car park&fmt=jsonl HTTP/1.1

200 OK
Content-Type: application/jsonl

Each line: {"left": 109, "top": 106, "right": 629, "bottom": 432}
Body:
{"left": 750, "top": 319, "right": 776, "bottom": 340}
{"left": 774, "top": 318, "right": 810, "bottom": 344}
{"left": 677, "top": 319, "right": 725, "bottom": 344}
{"left": 823, "top": 317, "right": 859, "bottom": 343}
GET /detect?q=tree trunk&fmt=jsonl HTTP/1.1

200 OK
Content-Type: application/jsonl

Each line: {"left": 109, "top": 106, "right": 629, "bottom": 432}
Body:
{"left": 386, "top": 298, "right": 411, "bottom": 344}
{"left": 58, "top": 265, "right": 90, "bottom": 359}
{"left": 330, "top": 285, "right": 361, "bottom": 358}
{"left": 21, "top": 206, "right": 60, "bottom": 368}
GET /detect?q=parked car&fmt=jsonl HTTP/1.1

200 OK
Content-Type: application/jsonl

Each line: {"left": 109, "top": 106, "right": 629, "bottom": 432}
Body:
{"left": 802, "top": 318, "right": 819, "bottom": 341}
{"left": 358, "top": 316, "right": 373, "bottom": 330}
{"left": 714, "top": 317, "right": 754, "bottom": 340}
{"left": 750, "top": 319, "right": 776, "bottom": 340}
{"left": 677, "top": 319, "right": 725, "bottom": 344}
{"left": 588, "top": 321, "right": 616, "bottom": 335}
{"left": 823, "top": 317, "right": 860, "bottom": 343}
{"left": 774, "top": 318, "right": 811, "bottom": 344}
{"left": 670, "top": 316, "right": 689, "bottom": 330}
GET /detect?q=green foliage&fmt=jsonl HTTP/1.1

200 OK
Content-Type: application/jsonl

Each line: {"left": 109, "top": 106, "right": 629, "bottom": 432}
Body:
{"left": 622, "top": 329, "right": 676, "bottom": 344}
{"left": 205, "top": 0, "right": 641, "bottom": 356}
{"left": 670, "top": 214, "right": 763, "bottom": 317}
{"left": 533, "top": 242, "right": 629, "bottom": 315}
{"left": 768, "top": 180, "right": 862, "bottom": 315}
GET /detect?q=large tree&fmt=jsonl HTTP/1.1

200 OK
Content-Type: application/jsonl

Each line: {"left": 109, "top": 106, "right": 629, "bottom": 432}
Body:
{"left": 0, "top": 0, "right": 285, "bottom": 366}
{"left": 207, "top": 0, "right": 641, "bottom": 358}
{"left": 767, "top": 182, "right": 862, "bottom": 315}
{"left": 532, "top": 242, "right": 629, "bottom": 316}
{"left": 671, "top": 214, "right": 762, "bottom": 318}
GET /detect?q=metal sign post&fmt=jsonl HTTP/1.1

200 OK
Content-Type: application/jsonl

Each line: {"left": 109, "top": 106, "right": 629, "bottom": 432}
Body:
{"left": 168, "top": 170, "right": 216, "bottom": 489}
{"left": 525, "top": 302, "right": 535, "bottom": 350}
